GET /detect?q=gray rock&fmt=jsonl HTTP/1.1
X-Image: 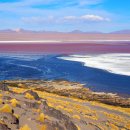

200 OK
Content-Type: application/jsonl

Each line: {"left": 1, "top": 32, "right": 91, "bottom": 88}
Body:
{"left": 0, "top": 83, "right": 9, "bottom": 91}
{"left": 0, "top": 123, "right": 11, "bottom": 130}
{"left": 0, "top": 113, "right": 19, "bottom": 125}
{"left": 42, "top": 101, "right": 78, "bottom": 130}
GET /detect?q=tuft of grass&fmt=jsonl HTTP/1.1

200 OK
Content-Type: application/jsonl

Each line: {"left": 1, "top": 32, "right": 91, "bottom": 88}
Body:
{"left": 72, "top": 115, "right": 80, "bottom": 120}
{"left": 5, "top": 91, "right": 9, "bottom": 94}
{"left": 0, "top": 94, "right": 2, "bottom": 97}
{"left": 0, "top": 99, "right": 3, "bottom": 104}
{"left": 37, "top": 101, "right": 41, "bottom": 104}
{"left": 39, "top": 124, "right": 47, "bottom": 130}
{"left": 37, "top": 113, "right": 45, "bottom": 122}
{"left": 14, "top": 113, "right": 19, "bottom": 119}
{"left": 32, "top": 108, "right": 41, "bottom": 113}
{"left": 25, "top": 93, "right": 34, "bottom": 100}
{"left": 19, "top": 124, "right": 31, "bottom": 130}
{"left": 0, "top": 104, "right": 12, "bottom": 113}
{"left": 76, "top": 125, "right": 80, "bottom": 130}
{"left": 12, "top": 87, "right": 26, "bottom": 94}
{"left": 10, "top": 98, "right": 19, "bottom": 107}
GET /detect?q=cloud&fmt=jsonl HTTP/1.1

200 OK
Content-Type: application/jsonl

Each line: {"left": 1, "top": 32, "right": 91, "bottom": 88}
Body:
{"left": 80, "top": 15, "right": 110, "bottom": 21}
{"left": 0, "top": 0, "right": 114, "bottom": 32}
{"left": 63, "top": 14, "right": 110, "bottom": 22}
{"left": 22, "top": 14, "right": 110, "bottom": 26}
{"left": 22, "top": 16, "right": 56, "bottom": 24}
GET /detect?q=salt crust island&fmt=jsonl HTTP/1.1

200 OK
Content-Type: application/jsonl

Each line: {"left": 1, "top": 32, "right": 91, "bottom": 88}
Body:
{"left": 0, "top": 80, "right": 130, "bottom": 130}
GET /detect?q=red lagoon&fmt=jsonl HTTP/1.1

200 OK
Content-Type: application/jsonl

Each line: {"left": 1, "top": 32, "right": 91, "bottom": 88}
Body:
{"left": 0, "top": 43, "right": 130, "bottom": 54}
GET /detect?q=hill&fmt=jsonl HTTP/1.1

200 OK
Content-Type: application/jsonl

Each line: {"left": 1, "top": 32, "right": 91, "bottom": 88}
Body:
{"left": 0, "top": 80, "right": 130, "bottom": 130}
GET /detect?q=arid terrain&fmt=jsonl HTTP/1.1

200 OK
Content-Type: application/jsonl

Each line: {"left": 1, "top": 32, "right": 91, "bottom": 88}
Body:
{"left": 0, "top": 80, "right": 130, "bottom": 130}
{"left": 0, "top": 32, "right": 130, "bottom": 42}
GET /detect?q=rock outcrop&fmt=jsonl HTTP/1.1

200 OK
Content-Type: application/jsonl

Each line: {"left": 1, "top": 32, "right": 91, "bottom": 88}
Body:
{"left": 24, "top": 90, "right": 40, "bottom": 100}
{"left": 41, "top": 100, "right": 78, "bottom": 130}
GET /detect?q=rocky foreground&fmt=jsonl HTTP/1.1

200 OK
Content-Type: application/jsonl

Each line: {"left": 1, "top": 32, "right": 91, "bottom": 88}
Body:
{"left": 0, "top": 80, "right": 130, "bottom": 130}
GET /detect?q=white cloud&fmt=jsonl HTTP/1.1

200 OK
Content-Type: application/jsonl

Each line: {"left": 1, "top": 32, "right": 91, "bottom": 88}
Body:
{"left": 80, "top": 15, "right": 110, "bottom": 21}
{"left": 22, "top": 14, "right": 110, "bottom": 26}
{"left": 0, "top": 0, "right": 113, "bottom": 31}
{"left": 63, "top": 14, "right": 110, "bottom": 22}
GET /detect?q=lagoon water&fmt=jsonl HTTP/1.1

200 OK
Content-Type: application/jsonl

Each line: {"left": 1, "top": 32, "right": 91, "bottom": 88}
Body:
{"left": 0, "top": 53, "right": 130, "bottom": 95}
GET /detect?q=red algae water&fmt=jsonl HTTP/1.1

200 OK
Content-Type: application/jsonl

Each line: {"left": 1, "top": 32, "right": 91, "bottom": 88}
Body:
{"left": 0, "top": 42, "right": 130, "bottom": 54}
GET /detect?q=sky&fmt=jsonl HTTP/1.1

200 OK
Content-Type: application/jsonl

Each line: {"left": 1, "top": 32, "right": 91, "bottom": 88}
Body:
{"left": 0, "top": 0, "right": 130, "bottom": 32}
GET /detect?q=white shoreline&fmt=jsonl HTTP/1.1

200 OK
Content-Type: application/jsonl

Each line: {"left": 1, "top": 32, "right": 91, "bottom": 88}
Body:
{"left": 0, "top": 40, "right": 130, "bottom": 44}
{"left": 0, "top": 40, "right": 62, "bottom": 43}
{"left": 59, "top": 53, "right": 130, "bottom": 76}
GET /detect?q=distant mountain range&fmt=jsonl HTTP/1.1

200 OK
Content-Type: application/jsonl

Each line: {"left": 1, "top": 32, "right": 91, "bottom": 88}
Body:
{"left": 69, "top": 29, "right": 130, "bottom": 34}
{"left": 109, "top": 30, "right": 130, "bottom": 34}
{"left": 0, "top": 29, "right": 130, "bottom": 34}
{"left": 69, "top": 30, "right": 103, "bottom": 34}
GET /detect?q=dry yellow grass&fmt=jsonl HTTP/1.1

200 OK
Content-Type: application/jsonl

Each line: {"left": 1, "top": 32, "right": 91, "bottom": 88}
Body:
{"left": 25, "top": 93, "right": 34, "bottom": 100}
{"left": 76, "top": 125, "right": 81, "bottom": 130}
{"left": 0, "top": 104, "right": 12, "bottom": 113}
{"left": 11, "top": 87, "right": 26, "bottom": 94}
{"left": 19, "top": 124, "right": 31, "bottom": 130}
{"left": 91, "top": 101, "right": 130, "bottom": 115}
{"left": 9, "top": 87, "right": 130, "bottom": 130}
{"left": 0, "top": 94, "right": 2, "bottom": 97}
{"left": 37, "top": 113, "right": 45, "bottom": 122}
{"left": 10, "top": 98, "right": 19, "bottom": 107}
{"left": 0, "top": 99, "right": 3, "bottom": 104}
{"left": 38, "top": 124, "right": 47, "bottom": 130}
{"left": 14, "top": 113, "right": 19, "bottom": 119}
{"left": 72, "top": 115, "right": 80, "bottom": 120}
